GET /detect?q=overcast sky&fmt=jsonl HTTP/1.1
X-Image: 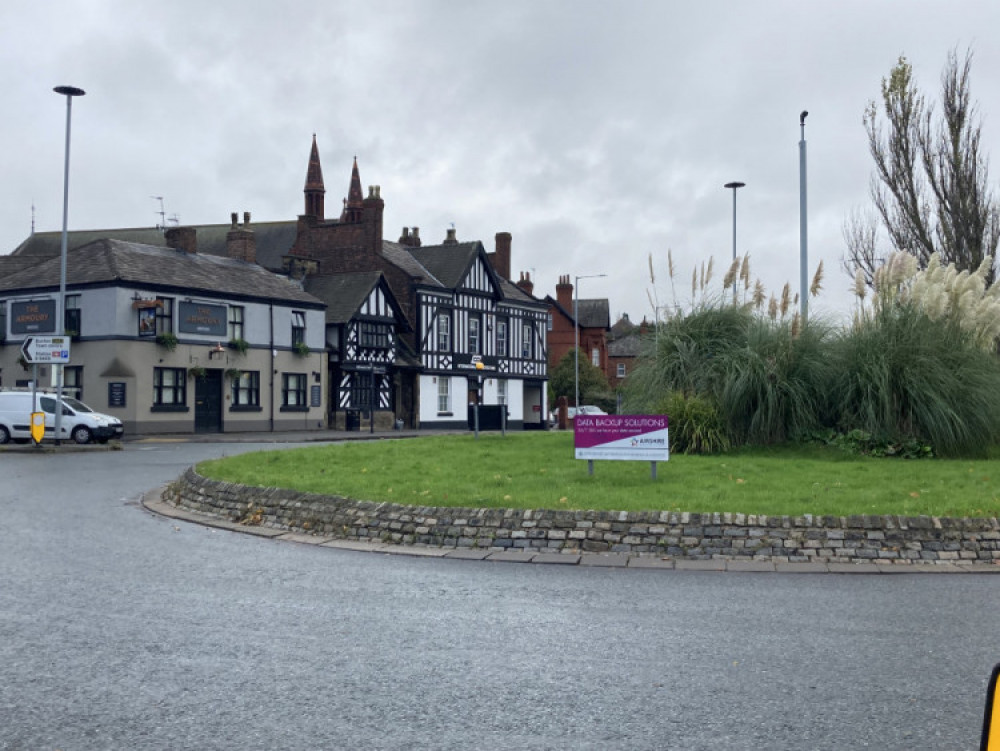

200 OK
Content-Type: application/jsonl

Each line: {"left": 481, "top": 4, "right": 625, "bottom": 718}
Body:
{"left": 3, "top": 1, "right": 1000, "bottom": 324}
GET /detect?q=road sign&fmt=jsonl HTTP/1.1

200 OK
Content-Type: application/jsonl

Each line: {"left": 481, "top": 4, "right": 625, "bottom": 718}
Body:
{"left": 20, "top": 336, "right": 71, "bottom": 364}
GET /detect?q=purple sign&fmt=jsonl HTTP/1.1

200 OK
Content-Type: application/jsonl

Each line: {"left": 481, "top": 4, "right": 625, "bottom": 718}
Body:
{"left": 574, "top": 415, "right": 669, "bottom": 461}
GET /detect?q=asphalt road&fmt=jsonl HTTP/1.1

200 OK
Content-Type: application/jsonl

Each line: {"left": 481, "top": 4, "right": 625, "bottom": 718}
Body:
{"left": 1, "top": 441, "right": 998, "bottom": 750}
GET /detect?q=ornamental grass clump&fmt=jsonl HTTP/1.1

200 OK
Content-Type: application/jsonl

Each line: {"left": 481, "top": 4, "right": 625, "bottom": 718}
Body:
{"left": 626, "top": 252, "right": 829, "bottom": 450}
{"left": 833, "top": 254, "right": 1000, "bottom": 456}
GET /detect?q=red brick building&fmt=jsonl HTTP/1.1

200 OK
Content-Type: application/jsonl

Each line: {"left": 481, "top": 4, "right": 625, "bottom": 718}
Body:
{"left": 607, "top": 313, "right": 644, "bottom": 389}
{"left": 543, "top": 275, "right": 610, "bottom": 377}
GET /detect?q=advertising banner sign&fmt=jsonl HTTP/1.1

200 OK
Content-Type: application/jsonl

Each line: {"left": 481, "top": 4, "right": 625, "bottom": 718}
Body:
{"left": 574, "top": 415, "right": 669, "bottom": 461}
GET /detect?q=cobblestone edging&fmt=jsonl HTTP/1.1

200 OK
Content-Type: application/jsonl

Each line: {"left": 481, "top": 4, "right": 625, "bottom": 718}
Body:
{"left": 165, "top": 468, "right": 1000, "bottom": 565}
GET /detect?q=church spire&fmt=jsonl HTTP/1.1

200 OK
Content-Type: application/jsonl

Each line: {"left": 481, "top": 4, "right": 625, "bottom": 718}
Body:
{"left": 343, "top": 156, "right": 365, "bottom": 222}
{"left": 303, "top": 134, "right": 325, "bottom": 220}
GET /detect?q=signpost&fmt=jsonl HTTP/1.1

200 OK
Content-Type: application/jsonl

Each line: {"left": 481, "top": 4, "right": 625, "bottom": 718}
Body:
{"left": 21, "top": 336, "right": 71, "bottom": 448}
{"left": 20, "top": 336, "right": 71, "bottom": 364}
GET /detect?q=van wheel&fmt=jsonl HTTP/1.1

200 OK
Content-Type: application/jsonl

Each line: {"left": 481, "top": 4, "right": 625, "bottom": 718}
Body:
{"left": 71, "top": 426, "right": 92, "bottom": 445}
{"left": 0, "top": 426, "right": 9, "bottom": 445}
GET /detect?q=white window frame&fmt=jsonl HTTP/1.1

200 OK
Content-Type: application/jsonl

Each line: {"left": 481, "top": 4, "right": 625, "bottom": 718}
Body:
{"left": 469, "top": 316, "right": 481, "bottom": 355}
{"left": 496, "top": 319, "right": 508, "bottom": 357}
{"left": 437, "top": 377, "right": 450, "bottom": 413}
{"left": 437, "top": 312, "right": 451, "bottom": 352}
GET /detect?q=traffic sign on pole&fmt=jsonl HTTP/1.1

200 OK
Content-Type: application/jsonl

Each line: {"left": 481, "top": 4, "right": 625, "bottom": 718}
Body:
{"left": 20, "top": 336, "right": 71, "bottom": 364}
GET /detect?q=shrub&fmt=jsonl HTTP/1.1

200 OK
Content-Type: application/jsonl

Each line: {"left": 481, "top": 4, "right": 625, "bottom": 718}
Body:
{"left": 653, "top": 391, "right": 730, "bottom": 454}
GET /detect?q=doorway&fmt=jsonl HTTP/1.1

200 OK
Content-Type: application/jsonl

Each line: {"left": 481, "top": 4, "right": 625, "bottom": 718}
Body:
{"left": 194, "top": 369, "right": 223, "bottom": 433}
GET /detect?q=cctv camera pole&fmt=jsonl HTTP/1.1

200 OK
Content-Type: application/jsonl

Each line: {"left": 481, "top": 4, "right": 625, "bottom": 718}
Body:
{"left": 799, "top": 110, "right": 808, "bottom": 323}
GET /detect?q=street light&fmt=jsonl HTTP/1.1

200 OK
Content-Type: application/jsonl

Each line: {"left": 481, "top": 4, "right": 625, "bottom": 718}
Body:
{"left": 799, "top": 110, "right": 809, "bottom": 323}
{"left": 53, "top": 85, "right": 85, "bottom": 446}
{"left": 724, "top": 181, "right": 746, "bottom": 262}
{"left": 574, "top": 273, "right": 606, "bottom": 412}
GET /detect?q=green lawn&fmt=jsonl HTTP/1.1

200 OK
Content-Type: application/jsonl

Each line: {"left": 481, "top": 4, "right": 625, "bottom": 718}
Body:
{"left": 195, "top": 432, "right": 1000, "bottom": 518}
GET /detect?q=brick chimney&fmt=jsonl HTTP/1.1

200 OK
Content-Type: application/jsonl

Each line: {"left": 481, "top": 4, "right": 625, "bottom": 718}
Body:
{"left": 164, "top": 226, "right": 197, "bottom": 254}
{"left": 556, "top": 274, "right": 573, "bottom": 310}
{"left": 398, "top": 226, "right": 422, "bottom": 247}
{"left": 491, "top": 231, "right": 511, "bottom": 279}
{"left": 443, "top": 227, "right": 458, "bottom": 245}
{"left": 516, "top": 271, "right": 534, "bottom": 296}
{"left": 226, "top": 211, "right": 257, "bottom": 264}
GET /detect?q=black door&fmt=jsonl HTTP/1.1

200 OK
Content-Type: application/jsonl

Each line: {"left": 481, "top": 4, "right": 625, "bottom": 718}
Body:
{"left": 194, "top": 370, "right": 223, "bottom": 433}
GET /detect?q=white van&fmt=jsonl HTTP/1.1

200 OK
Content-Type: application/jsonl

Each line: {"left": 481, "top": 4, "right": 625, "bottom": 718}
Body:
{"left": 0, "top": 390, "right": 124, "bottom": 445}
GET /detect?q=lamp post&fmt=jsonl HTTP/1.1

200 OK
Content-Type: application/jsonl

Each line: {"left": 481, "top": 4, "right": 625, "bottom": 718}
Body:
{"left": 574, "top": 273, "right": 606, "bottom": 412}
{"left": 799, "top": 110, "right": 809, "bottom": 323}
{"left": 724, "top": 181, "right": 745, "bottom": 262}
{"left": 53, "top": 85, "right": 85, "bottom": 446}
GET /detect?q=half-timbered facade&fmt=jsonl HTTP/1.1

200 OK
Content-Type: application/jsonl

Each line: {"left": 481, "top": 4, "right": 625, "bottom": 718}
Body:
{"left": 410, "top": 243, "right": 548, "bottom": 429}
{"left": 303, "top": 271, "right": 409, "bottom": 430}
{"left": 285, "top": 138, "right": 549, "bottom": 430}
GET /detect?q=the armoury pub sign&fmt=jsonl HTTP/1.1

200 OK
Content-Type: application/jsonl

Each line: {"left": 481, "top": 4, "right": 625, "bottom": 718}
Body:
{"left": 177, "top": 302, "right": 227, "bottom": 337}
{"left": 11, "top": 300, "right": 56, "bottom": 334}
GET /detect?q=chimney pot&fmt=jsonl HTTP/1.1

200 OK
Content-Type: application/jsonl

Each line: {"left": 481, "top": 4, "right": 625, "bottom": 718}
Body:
{"left": 243, "top": 211, "right": 251, "bottom": 226}
{"left": 230, "top": 212, "right": 238, "bottom": 228}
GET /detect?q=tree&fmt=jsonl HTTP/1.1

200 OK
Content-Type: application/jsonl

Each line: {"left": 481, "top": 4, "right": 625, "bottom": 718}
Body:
{"left": 547, "top": 349, "right": 613, "bottom": 412}
{"left": 844, "top": 48, "right": 1000, "bottom": 287}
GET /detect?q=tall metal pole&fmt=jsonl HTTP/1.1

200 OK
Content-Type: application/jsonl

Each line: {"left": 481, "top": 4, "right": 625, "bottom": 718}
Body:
{"left": 574, "top": 273, "right": 606, "bottom": 411}
{"left": 724, "top": 181, "right": 745, "bottom": 262}
{"left": 53, "top": 85, "right": 85, "bottom": 446}
{"left": 799, "top": 110, "right": 809, "bottom": 323}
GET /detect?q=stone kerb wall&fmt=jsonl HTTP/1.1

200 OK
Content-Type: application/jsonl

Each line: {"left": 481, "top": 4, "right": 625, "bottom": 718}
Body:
{"left": 166, "top": 468, "right": 1000, "bottom": 564}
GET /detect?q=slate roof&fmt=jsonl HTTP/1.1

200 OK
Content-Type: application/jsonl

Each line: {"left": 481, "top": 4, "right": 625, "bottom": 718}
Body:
{"left": 608, "top": 332, "right": 642, "bottom": 358}
{"left": 304, "top": 271, "right": 407, "bottom": 327}
{"left": 407, "top": 242, "right": 483, "bottom": 289}
{"left": 10, "top": 221, "right": 300, "bottom": 272}
{"left": 0, "top": 238, "right": 324, "bottom": 307}
{"left": 380, "top": 241, "right": 442, "bottom": 286}
{"left": 546, "top": 295, "right": 610, "bottom": 329}
{"left": 609, "top": 315, "right": 637, "bottom": 340}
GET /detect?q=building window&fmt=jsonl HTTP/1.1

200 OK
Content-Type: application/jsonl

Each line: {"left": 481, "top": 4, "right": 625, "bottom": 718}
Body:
{"left": 496, "top": 319, "right": 508, "bottom": 357}
{"left": 63, "top": 365, "right": 83, "bottom": 400}
{"left": 360, "top": 322, "right": 391, "bottom": 350}
{"left": 547, "top": 312, "right": 553, "bottom": 331}
{"left": 231, "top": 370, "right": 260, "bottom": 408}
{"left": 437, "top": 377, "right": 450, "bottom": 413}
{"left": 156, "top": 297, "right": 174, "bottom": 335}
{"left": 592, "top": 348, "right": 600, "bottom": 367}
{"left": 228, "top": 305, "right": 245, "bottom": 341}
{"left": 64, "top": 294, "right": 81, "bottom": 336}
{"left": 282, "top": 372, "right": 307, "bottom": 408}
{"left": 522, "top": 323, "right": 532, "bottom": 358}
{"left": 468, "top": 316, "right": 481, "bottom": 355}
{"left": 497, "top": 379, "right": 507, "bottom": 405}
{"left": 291, "top": 311, "right": 306, "bottom": 346}
{"left": 349, "top": 373, "right": 372, "bottom": 410}
{"left": 617, "top": 363, "right": 626, "bottom": 378}
{"left": 153, "top": 367, "right": 186, "bottom": 406}
{"left": 437, "top": 312, "right": 451, "bottom": 351}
